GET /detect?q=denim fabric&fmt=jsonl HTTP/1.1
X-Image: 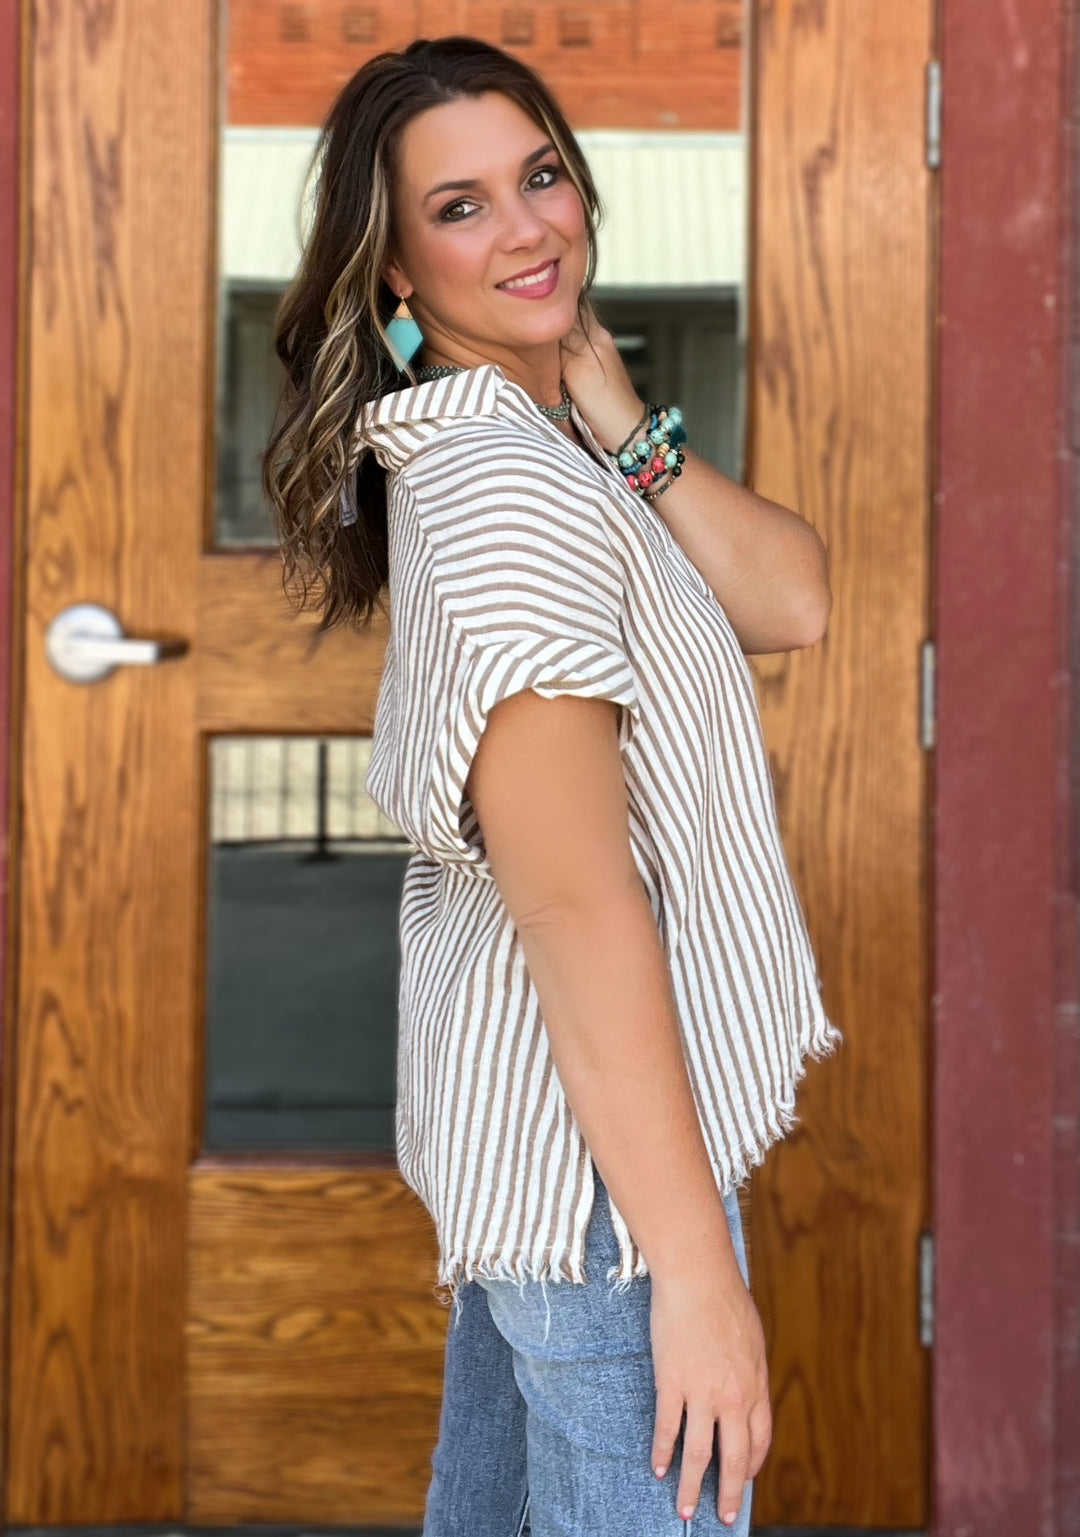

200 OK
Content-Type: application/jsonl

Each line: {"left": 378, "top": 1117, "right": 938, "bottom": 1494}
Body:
{"left": 422, "top": 1163, "right": 755, "bottom": 1537}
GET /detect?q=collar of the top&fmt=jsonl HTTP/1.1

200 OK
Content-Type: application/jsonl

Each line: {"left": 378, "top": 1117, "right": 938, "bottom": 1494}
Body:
{"left": 351, "top": 361, "right": 565, "bottom": 475}
{"left": 362, "top": 361, "right": 505, "bottom": 430}
{"left": 353, "top": 365, "right": 510, "bottom": 445}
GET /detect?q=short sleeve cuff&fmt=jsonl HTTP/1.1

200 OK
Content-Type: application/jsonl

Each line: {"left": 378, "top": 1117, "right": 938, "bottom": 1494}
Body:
{"left": 428, "top": 629, "right": 641, "bottom": 874}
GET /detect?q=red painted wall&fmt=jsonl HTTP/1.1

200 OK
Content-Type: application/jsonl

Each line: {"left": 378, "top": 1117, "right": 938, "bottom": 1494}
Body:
{"left": 1059, "top": 1, "right": 1080, "bottom": 1525}
{"left": 226, "top": 0, "right": 744, "bottom": 128}
{"left": 934, "top": 0, "right": 1077, "bottom": 1531}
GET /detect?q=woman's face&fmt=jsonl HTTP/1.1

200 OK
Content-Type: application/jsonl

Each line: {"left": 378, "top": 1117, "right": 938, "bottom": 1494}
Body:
{"left": 384, "top": 91, "right": 589, "bottom": 358}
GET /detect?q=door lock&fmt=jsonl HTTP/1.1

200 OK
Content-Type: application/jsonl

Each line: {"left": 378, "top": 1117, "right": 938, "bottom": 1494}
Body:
{"left": 45, "top": 602, "right": 187, "bottom": 684}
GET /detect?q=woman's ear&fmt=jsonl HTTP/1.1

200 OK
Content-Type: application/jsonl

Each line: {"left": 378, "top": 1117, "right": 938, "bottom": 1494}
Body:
{"left": 383, "top": 259, "right": 413, "bottom": 303}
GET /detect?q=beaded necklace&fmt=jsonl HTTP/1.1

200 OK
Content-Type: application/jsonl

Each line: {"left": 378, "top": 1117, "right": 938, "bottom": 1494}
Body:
{"left": 413, "top": 362, "right": 573, "bottom": 422}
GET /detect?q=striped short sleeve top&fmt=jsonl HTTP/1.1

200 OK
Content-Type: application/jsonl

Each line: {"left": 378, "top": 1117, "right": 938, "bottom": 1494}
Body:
{"left": 358, "top": 362, "right": 841, "bottom": 1309}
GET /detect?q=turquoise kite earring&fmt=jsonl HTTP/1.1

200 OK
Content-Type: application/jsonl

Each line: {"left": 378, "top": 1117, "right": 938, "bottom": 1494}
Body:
{"left": 386, "top": 295, "right": 423, "bottom": 369}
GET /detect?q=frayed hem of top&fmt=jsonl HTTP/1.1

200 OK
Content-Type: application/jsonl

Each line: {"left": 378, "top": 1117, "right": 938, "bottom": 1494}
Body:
{"left": 708, "top": 1009, "right": 843, "bottom": 1195}
{"left": 427, "top": 1009, "right": 844, "bottom": 1322}
{"left": 432, "top": 1248, "right": 600, "bottom": 1325}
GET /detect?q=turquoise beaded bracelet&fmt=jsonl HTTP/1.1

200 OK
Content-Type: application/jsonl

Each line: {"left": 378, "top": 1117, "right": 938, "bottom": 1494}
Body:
{"left": 609, "top": 404, "right": 687, "bottom": 496}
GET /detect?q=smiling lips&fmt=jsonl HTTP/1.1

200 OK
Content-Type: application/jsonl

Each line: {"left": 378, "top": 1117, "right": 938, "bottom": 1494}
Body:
{"left": 496, "top": 258, "right": 560, "bottom": 298}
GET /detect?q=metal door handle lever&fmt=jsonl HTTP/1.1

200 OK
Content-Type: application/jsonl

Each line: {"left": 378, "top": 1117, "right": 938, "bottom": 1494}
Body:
{"left": 46, "top": 602, "right": 187, "bottom": 683}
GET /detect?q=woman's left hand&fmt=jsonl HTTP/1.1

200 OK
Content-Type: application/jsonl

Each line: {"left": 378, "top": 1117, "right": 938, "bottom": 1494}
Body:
{"left": 560, "top": 302, "right": 647, "bottom": 454}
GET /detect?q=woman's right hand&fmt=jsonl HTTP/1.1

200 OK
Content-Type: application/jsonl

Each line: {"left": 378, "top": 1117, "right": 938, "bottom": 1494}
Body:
{"left": 649, "top": 1260, "right": 773, "bottom": 1525}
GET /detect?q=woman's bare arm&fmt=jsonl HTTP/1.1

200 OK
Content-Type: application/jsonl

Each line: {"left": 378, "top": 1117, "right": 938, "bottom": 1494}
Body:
{"left": 468, "top": 688, "right": 732, "bottom": 1277}
{"left": 559, "top": 313, "right": 832, "bottom": 657}
{"left": 466, "top": 688, "right": 771, "bottom": 1523}
{"left": 638, "top": 449, "right": 833, "bottom": 657}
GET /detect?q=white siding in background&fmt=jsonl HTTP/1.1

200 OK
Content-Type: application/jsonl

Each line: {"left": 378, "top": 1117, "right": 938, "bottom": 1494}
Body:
{"left": 221, "top": 126, "right": 746, "bottom": 292}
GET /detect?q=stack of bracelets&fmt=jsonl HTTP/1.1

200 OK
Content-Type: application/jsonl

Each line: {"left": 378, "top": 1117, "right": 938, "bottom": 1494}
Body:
{"left": 608, "top": 403, "right": 687, "bottom": 501}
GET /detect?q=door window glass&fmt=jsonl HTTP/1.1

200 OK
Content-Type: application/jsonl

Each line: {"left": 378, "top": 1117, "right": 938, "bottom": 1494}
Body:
{"left": 204, "top": 737, "right": 410, "bottom": 1152}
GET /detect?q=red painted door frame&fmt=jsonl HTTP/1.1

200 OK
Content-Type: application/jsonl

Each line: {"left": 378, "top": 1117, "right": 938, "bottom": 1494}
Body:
{"left": 934, "top": 0, "right": 1077, "bottom": 1532}
{"left": 0, "top": 0, "right": 1076, "bottom": 1531}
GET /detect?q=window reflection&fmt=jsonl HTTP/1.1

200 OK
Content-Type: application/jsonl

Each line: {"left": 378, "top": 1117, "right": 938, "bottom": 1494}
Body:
{"left": 204, "top": 738, "right": 411, "bottom": 1152}
{"left": 216, "top": 122, "right": 747, "bottom": 544}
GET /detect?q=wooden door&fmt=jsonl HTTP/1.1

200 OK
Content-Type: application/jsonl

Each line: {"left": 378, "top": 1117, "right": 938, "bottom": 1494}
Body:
{"left": 747, "top": 0, "right": 934, "bottom": 1526}
{"left": 6, "top": 0, "right": 934, "bottom": 1526}
{"left": 11, "top": 0, "right": 441, "bottom": 1522}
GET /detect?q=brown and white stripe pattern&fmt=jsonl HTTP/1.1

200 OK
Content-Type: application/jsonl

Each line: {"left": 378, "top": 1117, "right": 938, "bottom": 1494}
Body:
{"left": 359, "top": 364, "right": 841, "bottom": 1310}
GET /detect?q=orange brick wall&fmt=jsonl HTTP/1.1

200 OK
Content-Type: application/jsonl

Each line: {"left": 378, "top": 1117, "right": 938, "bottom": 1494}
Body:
{"left": 227, "top": 1, "right": 743, "bottom": 129}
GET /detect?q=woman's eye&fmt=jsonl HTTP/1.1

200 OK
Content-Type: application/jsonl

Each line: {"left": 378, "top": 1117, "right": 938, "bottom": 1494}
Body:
{"left": 527, "top": 164, "right": 561, "bottom": 190}
{"left": 440, "top": 199, "right": 479, "bottom": 223}
{"left": 437, "top": 166, "right": 560, "bottom": 221}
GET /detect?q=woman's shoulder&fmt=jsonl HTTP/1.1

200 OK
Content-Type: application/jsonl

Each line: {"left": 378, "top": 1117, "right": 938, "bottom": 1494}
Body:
{"left": 395, "top": 425, "right": 627, "bottom": 608}
{"left": 400, "top": 415, "right": 613, "bottom": 532}
{"left": 402, "top": 413, "right": 598, "bottom": 491}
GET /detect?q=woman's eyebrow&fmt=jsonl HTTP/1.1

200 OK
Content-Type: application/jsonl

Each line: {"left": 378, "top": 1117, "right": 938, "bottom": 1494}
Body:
{"left": 422, "top": 142, "right": 558, "bottom": 205}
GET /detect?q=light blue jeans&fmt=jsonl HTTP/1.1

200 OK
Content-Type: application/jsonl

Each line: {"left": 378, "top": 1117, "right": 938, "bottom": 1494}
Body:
{"left": 421, "top": 1162, "right": 755, "bottom": 1537}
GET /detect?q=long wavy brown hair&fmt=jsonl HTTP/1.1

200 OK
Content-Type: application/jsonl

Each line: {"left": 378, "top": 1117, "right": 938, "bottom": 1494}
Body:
{"left": 263, "top": 35, "right": 602, "bottom": 634}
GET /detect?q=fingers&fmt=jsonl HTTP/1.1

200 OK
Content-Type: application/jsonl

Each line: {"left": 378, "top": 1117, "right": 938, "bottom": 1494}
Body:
{"left": 657, "top": 1399, "right": 768, "bottom": 1526}
{"left": 716, "top": 1414, "right": 752, "bottom": 1525}
{"left": 747, "top": 1397, "right": 773, "bottom": 1478}
{"left": 675, "top": 1404, "right": 717, "bottom": 1521}
{"left": 650, "top": 1382, "right": 683, "bottom": 1481}
{"left": 559, "top": 299, "right": 609, "bottom": 357}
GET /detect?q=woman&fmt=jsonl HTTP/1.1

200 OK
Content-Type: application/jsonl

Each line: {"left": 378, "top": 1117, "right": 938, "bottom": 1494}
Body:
{"left": 265, "top": 35, "right": 840, "bottom": 1537}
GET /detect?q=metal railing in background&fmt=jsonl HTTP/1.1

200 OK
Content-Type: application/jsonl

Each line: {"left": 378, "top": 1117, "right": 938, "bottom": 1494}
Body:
{"left": 210, "top": 736, "right": 411, "bottom": 852}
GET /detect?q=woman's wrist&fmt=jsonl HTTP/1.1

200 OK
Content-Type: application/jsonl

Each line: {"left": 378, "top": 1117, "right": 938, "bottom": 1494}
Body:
{"left": 606, "top": 404, "right": 688, "bottom": 499}
{"left": 583, "top": 394, "right": 650, "bottom": 455}
{"left": 644, "top": 1195, "right": 745, "bottom": 1288}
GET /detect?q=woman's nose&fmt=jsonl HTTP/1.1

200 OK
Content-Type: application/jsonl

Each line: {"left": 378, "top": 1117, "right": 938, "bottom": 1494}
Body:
{"left": 499, "top": 195, "right": 547, "bottom": 248}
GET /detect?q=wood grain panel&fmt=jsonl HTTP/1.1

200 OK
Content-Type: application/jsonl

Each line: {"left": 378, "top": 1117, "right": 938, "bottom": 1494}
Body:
{"left": 0, "top": 0, "right": 22, "bottom": 1520}
{"left": 747, "top": 0, "right": 932, "bottom": 1525}
{"left": 197, "top": 553, "right": 389, "bottom": 734}
{"left": 187, "top": 1164, "right": 446, "bottom": 1523}
{"left": 10, "top": 0, "right": 215, "bottom": 1518}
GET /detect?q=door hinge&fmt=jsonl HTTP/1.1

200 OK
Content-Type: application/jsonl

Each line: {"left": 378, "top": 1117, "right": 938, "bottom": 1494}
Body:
{"left": 926, "top": 60, "right": 943, "bottom": 169}
{"left": 919, "top": 1230, "right": 935, "bottom": 1347}
{"left": 920, "top": 639, "right": 936, "bottom": 750}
